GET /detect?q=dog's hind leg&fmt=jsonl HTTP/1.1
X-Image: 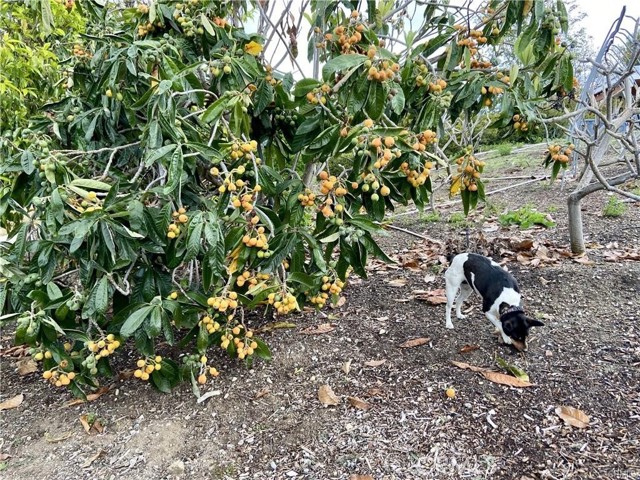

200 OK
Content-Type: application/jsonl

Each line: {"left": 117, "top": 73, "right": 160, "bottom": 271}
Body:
{"left": 444, "top": 279, "right": 458, "bottom": 330}
{"left": 455, "top": 283, "right": 473, "bottom": 319}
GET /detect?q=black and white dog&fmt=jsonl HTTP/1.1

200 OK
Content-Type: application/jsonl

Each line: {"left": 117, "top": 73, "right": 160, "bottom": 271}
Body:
{"left": 444, "top": 253, "right": 544, "bottom": 351}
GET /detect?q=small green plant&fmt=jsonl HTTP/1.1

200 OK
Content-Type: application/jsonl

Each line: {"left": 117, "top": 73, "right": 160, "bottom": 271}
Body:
{"left": 498, "top": 205, "right": 556, "bottom": 228}
{"left": 448, "top": 212, "right": 467, "bottom": 225}
{"left": 496, "top": 143, "right": 514, "bottom": 156}
{"left": 420, "top": 211, "right": 441, "bottom": 223}
{"left": 602, "top": 196, "right": 626, "bottom": 217}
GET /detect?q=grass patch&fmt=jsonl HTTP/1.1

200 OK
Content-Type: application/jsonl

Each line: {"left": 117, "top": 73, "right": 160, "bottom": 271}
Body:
{"left": 448, "top": 212, "right": 471, "bottom": 226}
{"left": 498, "top": 205, "right": 556, "bottom": 229}
{"left": 420, "top": 210, "right": 441, "bottom": 223}
{"left": 602, "top": 196, "right": 626, "bottom": 218}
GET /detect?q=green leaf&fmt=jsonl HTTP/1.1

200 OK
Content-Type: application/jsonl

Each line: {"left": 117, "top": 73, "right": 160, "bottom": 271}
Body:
{"left": 322, "top": 54, "right": 367, "bottom": 81}
{"left": 144, "top": 144, "right": 176, "bottom": 167}
{"left": 94, "top": 276, "right": 109, "bottom": 315}
{"left": 70, "top": 179, "right": 112, "bottom": 191}
{"left": 185, "top": 220, "right": 203, "bottom": 262}
{"left": 201, "top": 96, "right": 230, "bottom": 124}
{"left": 365, "top": 81, "right": 386, "bottom": 120}
{"left": 120, "top": 305, "right": 154, "bottom": 338}
{"left": 201, "top": 13, "right": 215, "bottom": 36}
{"left": 496, "top": 356, "right": 530, "bottom": 382}
{"left": 390, "top": 83, "right": 405, "bottom": 115}
{"left": 146, "top": 306, "right": 162, "bottom": 338}
{"left": 40, "top": 0, "right": 53, "bottom": 35}
{"left": 292, "top": 78, "right": 322, "bottom": 97}
{"left": 287, "top": 272, "right": 316, "bottom": 290}
{"left": 163, "top": 145, "right": 184, "bottom": 194}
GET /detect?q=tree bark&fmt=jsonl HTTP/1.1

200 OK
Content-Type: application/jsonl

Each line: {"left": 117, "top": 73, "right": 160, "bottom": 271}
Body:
{"left": 567, "top": 192, "right": 586, "bottom": 254}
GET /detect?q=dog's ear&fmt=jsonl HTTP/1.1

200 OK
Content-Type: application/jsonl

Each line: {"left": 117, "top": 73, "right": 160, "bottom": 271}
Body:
{"left": 527, "top": 318, "right": 544, "bottom": 327}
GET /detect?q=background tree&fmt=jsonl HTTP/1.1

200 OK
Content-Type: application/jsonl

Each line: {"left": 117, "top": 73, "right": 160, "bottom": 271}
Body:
{"left": 542, "top": 9, "right": 640, "bottom": 254}
{"left": 0, "top": 0, "right": 572, "bottom": 397}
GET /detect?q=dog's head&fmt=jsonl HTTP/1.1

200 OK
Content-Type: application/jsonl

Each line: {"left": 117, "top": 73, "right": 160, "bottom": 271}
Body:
{"left": 500, "top": 306, "right": 544, "bottom": 351}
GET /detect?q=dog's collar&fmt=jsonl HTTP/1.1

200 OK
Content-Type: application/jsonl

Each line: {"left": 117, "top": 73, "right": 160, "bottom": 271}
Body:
{"left": 500, "top": 305, "right": 524, "bottom": 320}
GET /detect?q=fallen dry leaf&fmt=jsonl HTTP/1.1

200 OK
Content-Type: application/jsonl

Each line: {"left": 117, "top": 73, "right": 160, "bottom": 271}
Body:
{"left": 44, "top": 431, "right": 74, "bottom": 443}
{"left": 347, "top": 396, "right": 372, "bottom": 411}
{"left": 82, "top": 449, "right": 103, "bottom": 468}
{"left": 254, "top": 387, "right": 270, "bottom": 400}
{"left": 367, "top": 387, "right": 385, "bottom": 397}
{"left": 413, "top": 288, "right": 448, "bottom": 305}
{"left": 450, "top": 360, "right": 489, "bottom": 372}
{"left": 0, "top": 345, "right": 29, "bottom": 358}
{"left": 64, "top": 387, "right": 110, "bottom": 407}
{"left": 423, "top": 273, "right": 436, "bottom": 284}
{"left": 79, "top": 415, "right": 104, "bottom": 434}
{"left": 0, "top": 393, "right": 24, "bottom": 411}
{"left": 364, "top": 359, "right": 386, "bottom": 367}
{"left": 399, "top": 337, "right": 430, "bottom": 348}
{"left": 386, "top": 278, "right": 408, "bottom": 287}
{"left": 572, "top": 255, "right": 595, "bottom": 265}
{"left": 16, "top": 358, "right": 38, "bottom": 375}
{"left": 301, "top": 323, "right": 336, "bottom": 335}
{"left": 459, "top": 344, "right": 480, "bottom": 354}
{"left": 402, "top": 258, "right": 420, "bottom": 269}
{"left": 513, "top": 239, "right": 534, "bottom": 251}
{"left": 482, "top": 371, "right": 533, "bottom": 388}
{"left": 0, "top": 453, "right": 11, "bottom": 461}
{"left": 329, "top": 296, "right": 347, "bottom": 308}
{"left": 555, "top": 406, "right": 590, "bottom": 428}
{"left": 349, "top": 475, "right": 374, "bottom": 480}
{"left": 318, "top": 384, "right": 340, "bottom": 406}
{"left": 342, "top": 360, "right": 352, "bottom": 375}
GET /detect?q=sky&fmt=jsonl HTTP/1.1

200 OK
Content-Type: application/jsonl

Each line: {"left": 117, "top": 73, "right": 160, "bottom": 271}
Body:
{"left": 580, "top": 0, "right": 640, "bottom": 49}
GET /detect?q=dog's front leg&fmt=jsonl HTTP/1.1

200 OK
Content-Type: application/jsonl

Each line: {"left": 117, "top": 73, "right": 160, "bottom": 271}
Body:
{"left": 485, "top": 311, "right": 513, "bottom": 345}
{"left": 445, "top": 284, "right": 457, "bottom": 329}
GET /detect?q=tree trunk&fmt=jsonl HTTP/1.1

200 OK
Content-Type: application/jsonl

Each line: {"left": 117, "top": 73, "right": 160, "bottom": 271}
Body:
{"left": 567, "top": 192, "right": 585, "bottom": 254}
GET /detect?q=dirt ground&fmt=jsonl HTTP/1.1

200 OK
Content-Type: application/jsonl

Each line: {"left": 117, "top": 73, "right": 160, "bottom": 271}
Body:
{"left": 1, "top": 148, "right": 639, "bottom": 480}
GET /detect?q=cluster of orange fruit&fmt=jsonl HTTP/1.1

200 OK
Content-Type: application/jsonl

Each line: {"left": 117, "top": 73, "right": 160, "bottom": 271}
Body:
{"left": 412, "top": 129, "right": 438, "bottom": 152}
{"left": 305, "top": 84, "right": 331, "bottom": 105}
{"left": 297, "top": 189, "right": 317, "bottom": 207}
{"left": 267, "top": 291, "right": 299, "bottom": 315}
{"left": 229, "top": 141, "right": 258, "bottom": 160}
{"left": 196, "top": 354, "right": 220, "bottom": 384}
{"left": 232, "top": 191, "right": 256, "bottom": 212}
{"left": 200, "top": 314, "right": 222, "bottom": 334}
{"left": 236, "top": 270, "right": 271, "bottom": 288}
{"left": 72, "top": 43, "right": 92, "bottom": 59}
{"left": 512, "top": 114, "right": 529, "bottom": 132}
{"left": 369, "top": 136, "right": 398, "bottom": 169}
{"left": 207, "top": 291, "right": 239, "bottom": 312}
{"left": 220, "top": 325, "right": 258, "bottom": 359}
{"left": 400, "top": 161, "right": 433, "bottom": 188}
{"left": 365, "top": 58, "right": 400, "bottom": 83}
{"left": 471, "top": 59, "right": 493, "bottom": 69}
{"left": 548, "top": 144, "right": 574, "bottom": 163}
{"left": 42, "top": 366, "right": 76, "bottom": 387}
{"left": 133, "top": 355, "right": 162, "bottom": 381}
{"left": 86, "top": 334, "right": 121, "bottom": 359}
{"left": 318, "top": 171, "right": 348, "bottom": 196}
{"left": 241, "top": 226, "right": 269, "bottom": 250}
{"left": 428, "top": 79, "right": 448, "bottom": 92}
{"left": 167, "top": 207, "right": 188, "bottom": 239}
{"left": 453, "top": 153, "right": 486, "bottom": 192}
{"left": 324, "top": 11, "right": 368, "bottom": 53}
{"left": 455, "top": 26, "right": 487, "bottom": 54}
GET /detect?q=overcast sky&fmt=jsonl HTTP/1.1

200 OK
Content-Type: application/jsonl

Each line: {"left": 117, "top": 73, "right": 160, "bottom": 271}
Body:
{"left": 580, "top": 0, "right": 640, "bottom": 48}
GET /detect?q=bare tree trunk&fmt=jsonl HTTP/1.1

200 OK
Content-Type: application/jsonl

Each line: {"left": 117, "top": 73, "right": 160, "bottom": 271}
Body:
{"left": 567, "top": 192, "right": 586, "bottom": 254}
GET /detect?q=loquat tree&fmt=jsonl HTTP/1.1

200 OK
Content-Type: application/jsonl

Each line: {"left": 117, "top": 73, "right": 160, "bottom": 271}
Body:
{"left": 0, "top": 0, "right": 572, "bottom": 397}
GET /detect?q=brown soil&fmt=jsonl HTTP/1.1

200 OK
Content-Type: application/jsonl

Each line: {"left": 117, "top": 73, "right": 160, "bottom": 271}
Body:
{"left": 1, "top": 150, "right": 639, "bottom": 480}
